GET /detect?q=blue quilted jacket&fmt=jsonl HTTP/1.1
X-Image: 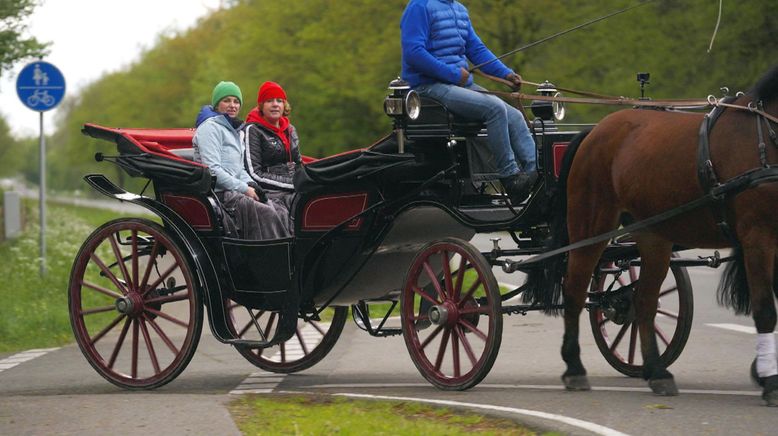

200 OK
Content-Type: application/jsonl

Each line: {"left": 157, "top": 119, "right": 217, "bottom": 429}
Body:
{"left": 192, "top": 105, "right": 252, "bottom": 193}
{"left": 400, "top": 0, "right": 513, "bottom": 88}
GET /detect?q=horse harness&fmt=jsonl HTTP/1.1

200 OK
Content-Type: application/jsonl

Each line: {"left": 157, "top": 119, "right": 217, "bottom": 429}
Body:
{"left": 697, "top": 96, "right": 778, "bottom": 245}
{"left": 502, "top": 94, "right": 778, "bottom": 271}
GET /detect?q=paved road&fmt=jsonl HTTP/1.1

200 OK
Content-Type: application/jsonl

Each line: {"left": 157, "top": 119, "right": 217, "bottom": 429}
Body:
{"left": 2, "top": 233, "right": 777, "bottom": 435}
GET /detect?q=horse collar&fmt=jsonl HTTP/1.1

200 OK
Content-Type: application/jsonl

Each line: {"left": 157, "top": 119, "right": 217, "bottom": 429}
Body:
{"left": 697, "top": 96, "right": 739, "bottom": 245}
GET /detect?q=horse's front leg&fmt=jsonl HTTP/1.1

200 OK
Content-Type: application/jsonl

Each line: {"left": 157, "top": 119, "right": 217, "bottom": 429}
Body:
{"left": 561, "top": 289, "right": 588, "bottom": 390}
{"left": 561, "top": 244, "right": 608, "bottom": 391}
{"left": 633, "top": 238, "right": 678, "bottom": 395}
{"left": 742, "top": 243, "right": 778, "bottom": 406}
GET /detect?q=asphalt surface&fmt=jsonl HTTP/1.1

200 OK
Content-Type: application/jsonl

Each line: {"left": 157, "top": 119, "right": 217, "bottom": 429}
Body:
{"left": 2, "top": 233, "right": 778, "bottom": 435}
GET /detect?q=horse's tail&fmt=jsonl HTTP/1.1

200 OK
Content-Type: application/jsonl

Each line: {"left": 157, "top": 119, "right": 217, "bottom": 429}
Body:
{"left": 522, "top": 128, "right": 592, "bottom": 315}
{"left": 716, "top": 247, "right": 751, "bottom": 314}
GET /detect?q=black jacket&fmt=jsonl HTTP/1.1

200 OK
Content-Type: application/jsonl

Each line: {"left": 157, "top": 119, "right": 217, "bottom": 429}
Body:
{"left": 242, "top": 122, "right": 301, "bottom": 191}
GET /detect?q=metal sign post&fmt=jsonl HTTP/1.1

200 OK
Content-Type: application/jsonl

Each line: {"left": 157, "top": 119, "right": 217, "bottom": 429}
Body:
{"left": 16, "top": 61, "right": 66, "bottom": 276}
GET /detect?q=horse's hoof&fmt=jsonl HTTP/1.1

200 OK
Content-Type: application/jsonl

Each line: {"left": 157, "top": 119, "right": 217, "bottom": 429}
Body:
{"left": 763, "top": 385, "right": 778, "bottom": 407}
{"left": 763, "top": 376, "right": 778, "bottom": 407}
{"left": 751, "top": 359, "right": 766, "bottom": 387}
{"left": 649, "top": 378, "right": 679, "bottom": 396}
{"left": 563, "top": 375, "right": 591, "bottom": 391}
{"left": 764, "top": 391, "right": 778, "bottom": 407}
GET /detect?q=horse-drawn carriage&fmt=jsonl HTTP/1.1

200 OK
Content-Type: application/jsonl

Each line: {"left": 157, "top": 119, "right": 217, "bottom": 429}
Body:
{"left": 69, "top": 66, "right": 778, "bottom": 403}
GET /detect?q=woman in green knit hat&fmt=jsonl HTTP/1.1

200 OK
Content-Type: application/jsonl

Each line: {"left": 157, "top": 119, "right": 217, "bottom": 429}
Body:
{"left": 192, "top": 81, "right": 289, "bottom": 240}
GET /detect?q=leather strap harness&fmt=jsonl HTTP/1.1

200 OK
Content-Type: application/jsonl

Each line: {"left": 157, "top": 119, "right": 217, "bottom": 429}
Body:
{"left": 697, "top": 96, "right": 739, "bottom": 244}
{"left": 502, "top": 97, "right": 778, "bottom": 271}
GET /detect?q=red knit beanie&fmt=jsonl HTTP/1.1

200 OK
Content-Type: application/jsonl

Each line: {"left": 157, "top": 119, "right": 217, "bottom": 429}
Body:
{"left": 257, "top": 81, "right": 287, "bottom": 105}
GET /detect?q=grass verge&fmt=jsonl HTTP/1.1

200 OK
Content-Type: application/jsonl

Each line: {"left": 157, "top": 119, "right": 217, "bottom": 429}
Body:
{"left": 229, "top": 393, "right": 556, "bottom": 435}
{"left": 0, "top": 200, "right": 141, "bottom": 352}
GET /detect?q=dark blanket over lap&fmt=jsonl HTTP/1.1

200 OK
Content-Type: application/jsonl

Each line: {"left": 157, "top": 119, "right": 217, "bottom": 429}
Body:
{"left": 219, "top": 190, "right": 290, "bottom": 240}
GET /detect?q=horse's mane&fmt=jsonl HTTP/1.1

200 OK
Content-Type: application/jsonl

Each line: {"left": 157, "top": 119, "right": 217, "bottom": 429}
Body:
{"left": 752, "top": 63, "right": 778, "bottom": 103}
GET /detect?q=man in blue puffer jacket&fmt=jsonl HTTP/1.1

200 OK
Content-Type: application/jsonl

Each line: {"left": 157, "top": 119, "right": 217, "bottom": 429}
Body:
{"left": 401, "top": 0, "right": 537, "bottom": 205}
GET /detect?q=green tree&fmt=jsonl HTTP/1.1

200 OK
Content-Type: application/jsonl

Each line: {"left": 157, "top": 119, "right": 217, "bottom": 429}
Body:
{"left": 45, "top": 0, "right": 778, "bottom": 191}
{"left": 0, "top": 0, "right": 48, "bottom": 74}
{"left": 0, "top": 114, "right": 21, "bottom": 176}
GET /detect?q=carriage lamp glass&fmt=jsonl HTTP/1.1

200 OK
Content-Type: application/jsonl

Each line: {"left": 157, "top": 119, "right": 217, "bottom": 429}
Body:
{"left": 404, "top": 90, "right": 421, "bottom": 120}
{"left": 553, "top": 92, "right": 565, "bottom": 121}
{"left": 384, "top": 96, "right": 404, "bottom": 116}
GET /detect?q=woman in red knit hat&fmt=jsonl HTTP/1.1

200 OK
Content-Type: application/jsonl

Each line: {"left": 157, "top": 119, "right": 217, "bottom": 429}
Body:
{"left": 242, "top": 81, "right": 301, "bottom": 235}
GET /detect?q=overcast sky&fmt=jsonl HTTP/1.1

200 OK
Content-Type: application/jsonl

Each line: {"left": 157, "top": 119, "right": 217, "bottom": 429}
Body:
{"left": 0, "top": 0, "right": 222, "bottom": 138}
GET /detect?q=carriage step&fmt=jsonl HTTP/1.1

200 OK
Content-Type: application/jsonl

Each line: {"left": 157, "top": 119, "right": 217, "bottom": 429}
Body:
{"left": 369, "top": 329, "right": 403, "bottom": 338}
{"left": 353, "top": 316, "right": 403, "bottom": 337}
{"left": 225, "top": 338, "right": 274, "bottom": 348}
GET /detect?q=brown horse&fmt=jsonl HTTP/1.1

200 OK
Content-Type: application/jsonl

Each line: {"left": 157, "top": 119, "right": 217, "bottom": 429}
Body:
{"left": 529, "top": 64, "right": 778, "bottom": 405}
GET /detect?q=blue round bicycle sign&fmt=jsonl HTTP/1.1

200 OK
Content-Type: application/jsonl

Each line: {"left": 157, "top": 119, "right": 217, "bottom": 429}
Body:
{"left": 16, "top": 61, "right": 66, "bottom": 111}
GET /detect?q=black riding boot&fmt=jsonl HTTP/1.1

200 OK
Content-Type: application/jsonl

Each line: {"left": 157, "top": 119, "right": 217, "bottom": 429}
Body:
{"left": 500, "top": 171, "right": 538, "bottom": 205}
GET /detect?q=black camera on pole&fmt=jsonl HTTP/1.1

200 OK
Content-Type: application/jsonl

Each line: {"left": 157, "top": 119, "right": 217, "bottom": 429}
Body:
{"left": 637, "top": 72, "right": 650, "bottom": 100}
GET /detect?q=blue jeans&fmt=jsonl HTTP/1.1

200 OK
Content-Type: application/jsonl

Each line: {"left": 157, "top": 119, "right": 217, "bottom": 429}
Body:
{"left": 415, "top": 82, "right": 536, "bottom": 177}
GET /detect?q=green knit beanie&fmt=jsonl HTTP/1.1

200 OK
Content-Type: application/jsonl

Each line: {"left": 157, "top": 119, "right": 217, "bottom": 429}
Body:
{"left": 211, "top": 81, "right": 242, "bottom": 107}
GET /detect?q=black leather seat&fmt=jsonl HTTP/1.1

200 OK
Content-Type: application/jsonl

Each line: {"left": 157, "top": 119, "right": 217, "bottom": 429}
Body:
{"left": 404, "top": 97, "right": 485, "bottom": 140}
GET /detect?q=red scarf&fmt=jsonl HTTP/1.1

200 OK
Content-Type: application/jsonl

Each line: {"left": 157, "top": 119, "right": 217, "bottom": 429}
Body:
{"left": 246, "top": 107, "right": 291, "bottom": 159}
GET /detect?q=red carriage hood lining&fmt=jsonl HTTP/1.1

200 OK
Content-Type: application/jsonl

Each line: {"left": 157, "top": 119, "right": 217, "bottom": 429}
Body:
{"left": 83, "top": 124, "right": 205, "bottom": 167}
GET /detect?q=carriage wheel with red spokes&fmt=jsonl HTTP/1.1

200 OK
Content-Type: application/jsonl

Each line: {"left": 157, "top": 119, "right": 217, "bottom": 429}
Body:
{"left": 69, "top": 218, "right": 203, "bottom": 389}
{"left": 401, "top": 238, "right": 502, "bottom": 390}
{"left": 227, "top": 301, "right": 348, "bottom": 373}
{"left": 589, "top": 259, "right": 693, "bottom": 378}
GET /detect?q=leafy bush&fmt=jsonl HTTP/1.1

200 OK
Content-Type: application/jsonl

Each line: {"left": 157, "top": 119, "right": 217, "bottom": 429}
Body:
{"left": 0, "top": 201, "right": 135, "bottom": 352}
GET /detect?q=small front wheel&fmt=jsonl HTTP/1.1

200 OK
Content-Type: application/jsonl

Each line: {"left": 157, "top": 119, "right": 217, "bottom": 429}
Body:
{"left": 401, "top": 238, "right": 502, "bottom": 390}
{"left": 227, "top": 301, "right": 348, "bottom": 373}
{"left": 69, "top": 218, "right": 203, "bottom": 389}
{"left": 589, "top": 260, "right": 693, "bottom": 377}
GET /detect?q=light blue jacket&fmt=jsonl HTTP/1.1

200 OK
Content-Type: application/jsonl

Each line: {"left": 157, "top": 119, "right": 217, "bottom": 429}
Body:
{"left": 400, "top": 0, "right": 512, "bottom": 88}
{"left": 192, "top": 105, "right": 251, "bottom": 193}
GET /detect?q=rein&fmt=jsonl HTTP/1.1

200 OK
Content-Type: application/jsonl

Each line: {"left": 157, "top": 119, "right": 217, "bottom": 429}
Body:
{"left": 479, "top": 85, "right": 778, "bottom": 123}
{"left": 503, "top": 165, "right": 778, "bottom": 272}
{"left": 709, "top": 97, "right": 778, "bottom": 124}
{"left": 492, "top": 84, "right": 778, "bottom": 272}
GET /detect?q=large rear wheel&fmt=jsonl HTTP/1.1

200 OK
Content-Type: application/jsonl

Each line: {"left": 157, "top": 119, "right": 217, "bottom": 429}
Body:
{"left": 227, "top": 301, "right": 348, "bottom": 373}
{"left": 401, "top": 238, "right": 502, "bottom": 390}
{"left": 69, "top": 218, "right": 202, "bottom": 389}
{"left": 589, "top": 259, "right": 693, "bottom": 378}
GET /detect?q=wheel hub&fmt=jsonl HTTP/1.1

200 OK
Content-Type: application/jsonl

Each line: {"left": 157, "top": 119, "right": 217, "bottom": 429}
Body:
{"left": 115, "top": 296, "right": 133, "bottom": 314}
{"left": 601, "top": 284, "right": 636, "bottom": 325}
{"left": 428, "top": 305, "right": 447, "bottom": 325}
{"left": 428, "top": 301, "right": 458, "bottom": 327}
{"left": 115, "top": 292, "right": 144, "bottom": 317}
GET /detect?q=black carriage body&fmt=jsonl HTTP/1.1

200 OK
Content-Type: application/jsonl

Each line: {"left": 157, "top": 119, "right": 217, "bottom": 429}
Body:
{"left": 393, "top": 95, "right": 584, "bottom": 234}
{"left": 291, "top": 138, "right": 476, "bottom": 307}
{"left": 82, "top": 125, "right": 295, "bottom": 310}
{"left": 80, "top": 88, "right": 587, "bottom": 338}
{"left": 80, "top": 125, "right": 469, "bottom": 312}
{"left": 81, "top": 90, "right": 583, "bottom": 305}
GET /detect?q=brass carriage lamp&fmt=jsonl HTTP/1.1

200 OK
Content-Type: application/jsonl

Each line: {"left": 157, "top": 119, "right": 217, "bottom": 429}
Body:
{"left": 531, "top": 80, "right": 565, "bottom": 122}
{"left": 384, "top": 78, "right": 422, "bottom": 153}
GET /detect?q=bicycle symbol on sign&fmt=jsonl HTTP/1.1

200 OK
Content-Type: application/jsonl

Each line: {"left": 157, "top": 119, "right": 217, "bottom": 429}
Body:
{"left": 17, "top": 61, "right": 65, "bottom": 112}
{"left": 26, "top": 89, "right": 56, "bottom": 108}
